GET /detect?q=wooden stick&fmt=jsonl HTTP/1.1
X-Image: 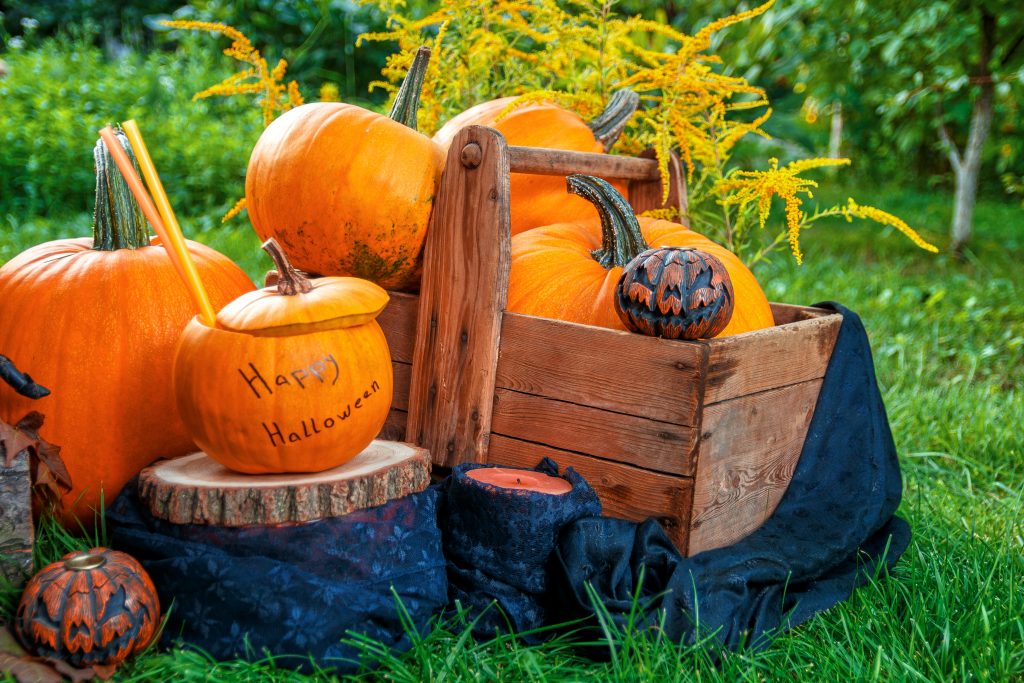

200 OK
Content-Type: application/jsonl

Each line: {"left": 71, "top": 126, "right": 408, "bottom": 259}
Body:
{"left": 118, "top": 121, "right": 218, "bottom": 326}
{"left": 507, "top": 145, "right": 660, "bottom": 180}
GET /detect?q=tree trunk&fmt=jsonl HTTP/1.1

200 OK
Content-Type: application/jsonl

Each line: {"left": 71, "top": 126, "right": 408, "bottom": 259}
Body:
{"left": 939, "top": 9, "right": 997, "bottom": 257}
{"left": 949, "top": 85, "right": 994, "bottom": 255}
{"left": 829, "top": 101, "right": 843, "bottom": 159}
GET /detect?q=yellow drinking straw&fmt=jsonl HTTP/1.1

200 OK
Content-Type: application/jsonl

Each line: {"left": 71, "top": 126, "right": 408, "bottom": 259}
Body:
{"left": 119, "top": 120, "right": 218, "bottom": 326}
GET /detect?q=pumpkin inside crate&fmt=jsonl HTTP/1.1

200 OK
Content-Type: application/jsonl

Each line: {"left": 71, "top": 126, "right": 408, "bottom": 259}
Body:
{"left": 369, "top": 125, "right": 842, "bottom": 556}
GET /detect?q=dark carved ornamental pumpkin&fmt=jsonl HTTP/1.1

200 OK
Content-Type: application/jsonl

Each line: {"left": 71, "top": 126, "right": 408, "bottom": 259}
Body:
{"left": 15, "top": 547, "right": 160, "bottom": 668}
{"left": 615, "top": 247, "right": 735, "bottom": 340}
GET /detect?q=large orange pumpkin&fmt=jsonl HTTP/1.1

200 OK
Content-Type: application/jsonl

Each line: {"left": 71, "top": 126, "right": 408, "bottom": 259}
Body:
{"left": 0, "top": 132, "right": 255, "bottom": 526}
{"left": 508, "top": 175, "right": 774, "bottom": 337}
{"left": 173, "top": 240, "right": 394, "bottom": 474}
{"left": 433, "top": 90, "right": 639, "bottom": 235}
{"left": 246, "top": 47, "right": 443, "bottom": 291}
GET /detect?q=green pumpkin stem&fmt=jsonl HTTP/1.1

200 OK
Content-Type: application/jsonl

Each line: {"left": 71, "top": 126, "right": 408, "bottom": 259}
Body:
{"left": 263, "top": 238, "right": 313, "bottom": 295}
{"left": 567, "top": 174, "right": 649, "bottom": 268}
{"left": 388, "top": 46, "right": 431, "bottom": 131}
{"left": 92, "top": 129, "right": 149, "bottom": 251}
{"left": 587, "top": 89, "right": 640, "bottom": 152}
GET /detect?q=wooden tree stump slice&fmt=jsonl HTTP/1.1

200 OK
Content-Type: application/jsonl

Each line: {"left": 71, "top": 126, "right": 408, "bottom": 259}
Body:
{"left": 138, "top": 440, "right": 431, "bottom": 526}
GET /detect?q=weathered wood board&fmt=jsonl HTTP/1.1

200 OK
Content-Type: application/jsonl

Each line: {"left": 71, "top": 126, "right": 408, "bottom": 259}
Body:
{"left": 405, "top": 126, "right": 512, "bottom": 467}
{"left": 0, "top": 447, "right": 33, "bottom": 585}
{"left": 138, "top": 441, "right": 431, "bottom": 526}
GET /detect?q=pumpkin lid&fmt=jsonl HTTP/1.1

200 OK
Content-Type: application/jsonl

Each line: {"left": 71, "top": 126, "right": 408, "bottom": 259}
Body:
{"left": 216, "top": 240, "right": 389, "bottom": 335}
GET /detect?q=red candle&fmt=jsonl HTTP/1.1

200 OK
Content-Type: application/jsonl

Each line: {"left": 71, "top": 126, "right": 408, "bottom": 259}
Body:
{"left": 467, "top": 467, "right": 572, "bottom": 495}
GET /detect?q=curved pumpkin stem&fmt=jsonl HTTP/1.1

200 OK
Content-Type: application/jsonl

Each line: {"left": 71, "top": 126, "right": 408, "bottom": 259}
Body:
{"left": 263, "top": 238, "right": 313, "bottom": 296}
{"left": 0, "top": 355, "right": 50, "bottom": 399}
{"left": 388, "top": 46, "right": 432, "bottom": 131}
{"left": 566, "top": 174, "right": 649, "bottom": 269}
{"left": 92, "top": 129, "right": 149, "bottom": 251}
{"left": 588, "top": 89, "right": 640, "bottom": 152}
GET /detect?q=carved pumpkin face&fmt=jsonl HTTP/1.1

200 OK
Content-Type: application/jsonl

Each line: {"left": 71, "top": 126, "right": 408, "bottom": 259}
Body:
{"left": 16, "top": 547, "right": 160, "bottom": 668}
{"left": 615, "top": 247, "right": 735, "bottom": 339}
{"left": 173, "top": 241, "right": 394, "bottom": 474}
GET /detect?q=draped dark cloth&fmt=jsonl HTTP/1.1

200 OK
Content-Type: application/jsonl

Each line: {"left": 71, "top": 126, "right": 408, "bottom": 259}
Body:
{"left": 106, "top": 484, "right": 447, "bottom": 673}
{"left": 547, "top": 303, "right": 911, "bottom": 650}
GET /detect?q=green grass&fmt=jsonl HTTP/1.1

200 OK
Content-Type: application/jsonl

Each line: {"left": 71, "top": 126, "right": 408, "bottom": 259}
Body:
{"left": 1, "top": 185, "right": 1022, "bottom": 681}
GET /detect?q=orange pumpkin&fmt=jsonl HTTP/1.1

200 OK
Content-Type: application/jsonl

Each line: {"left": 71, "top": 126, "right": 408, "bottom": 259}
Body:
{"left": 246, "top": 47, "right": 443, "bottom": 290}
{"left": 174, "top": 239, "right": 394, "bottom": 474}
{"left": 508, "top": 175, "right": 774, "bottom": 337}
{"left": 433, "top": 90, "right": 639, "bottom": 235}
{"left": 0, "top": 132, "right": 255, "bottom": 526}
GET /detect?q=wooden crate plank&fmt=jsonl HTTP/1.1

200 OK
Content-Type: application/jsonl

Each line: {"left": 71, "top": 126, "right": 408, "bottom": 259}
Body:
{"left": 496, "top": 312, "right": 704, "bottom": 426}
{"left": 508, "top": 146, "right": 659, "bottom": 180}
{"left": 769, "top": 302, "right": 832, "bottom": 326}
{"left": 392, "top": 361, "right": 411, "bottom": 412}
{"left": 703, "top": 313, "right": 840, "bottom": 405}
{"left": 491, "top": 388, "right": 697, "bottom": 476}
{"left": 377, "top": 409, "right": 408, "bottom": 442}
{"left": 687, "top": 378, "right": 822, "bottom": 555}
{"left": 487, "top": 434, "right": 693, "bottom": 552}
{"left": 628, "top": 149, "right": 688, "bottom": 218}
{"left": 379, "top": 291, "right": 419, "bottom": 364}
{"left": 407, "top": 126, "right": 512, "bottom": 466}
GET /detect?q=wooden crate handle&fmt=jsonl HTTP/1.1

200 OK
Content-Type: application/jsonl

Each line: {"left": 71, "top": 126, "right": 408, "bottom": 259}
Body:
{"left": 406, "top": 126, "right": 688, "bottom": 466}
{"left": 406, "top": 126, "right": 512, "bottom": 466}
{"left": 508, "top": 146, "right": 659, "bottom": 179}
{"left": 507, "top": 144, "right": 687, "bottom": 218}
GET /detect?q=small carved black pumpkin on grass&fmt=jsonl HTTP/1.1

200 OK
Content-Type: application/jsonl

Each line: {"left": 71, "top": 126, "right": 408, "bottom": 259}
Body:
{"left": 614, "top": 247, "right": 735, "bottom": 340}
{"left": 15, "top": 547, "right": 160, "bottom": 669}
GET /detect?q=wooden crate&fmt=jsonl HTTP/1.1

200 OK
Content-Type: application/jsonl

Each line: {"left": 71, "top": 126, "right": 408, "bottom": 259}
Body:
{"left": 376, "top": 126, "right": 841, "bottom": 556}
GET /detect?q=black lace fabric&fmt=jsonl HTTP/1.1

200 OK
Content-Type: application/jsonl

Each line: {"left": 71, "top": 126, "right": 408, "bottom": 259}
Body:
{"left": 106, "top": 483, "right": 447, "bottom": 673}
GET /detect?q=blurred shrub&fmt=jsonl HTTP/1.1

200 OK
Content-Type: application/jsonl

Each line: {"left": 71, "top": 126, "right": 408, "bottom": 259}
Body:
{"left": 0, "top": 32, "right": 261, "bottom": 219}
{"left": 2, "top": 0, "right": 395, "bottom": 107}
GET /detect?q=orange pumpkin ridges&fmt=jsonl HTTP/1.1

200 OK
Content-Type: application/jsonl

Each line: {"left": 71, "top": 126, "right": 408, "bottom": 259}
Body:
{"left": 507, "top": 174, "right": 774, "bottom": 337}
{"left": 16, "top": 548, "right": 160, "bottom": 668}
{"left": 0, "top": 130, "right": 255, "bottom": 528}
{"left": 245, "top": 46, "right": 442, "bottom": 291}
{"left": 433, "top": 90, "right": 641, "bottom": 235}
{"left": 173, "top": 239, "right": 394, "bottom": 475}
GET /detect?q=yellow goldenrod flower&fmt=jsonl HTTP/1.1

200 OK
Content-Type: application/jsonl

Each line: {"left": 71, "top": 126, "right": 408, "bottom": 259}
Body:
{"left": 319, "top": 82, "right": 341, "bottom": 102}
{"left": 161, "top": 20, "right": 302, "bottom": 127}
{"left": 842, "top": 199, "right": 939, "bottom": 253}
{"left": 715, "top": 157, "right": 851, "bottom": 263}
{"left": 221, "top": 197, "right": 247, "bottom": 224}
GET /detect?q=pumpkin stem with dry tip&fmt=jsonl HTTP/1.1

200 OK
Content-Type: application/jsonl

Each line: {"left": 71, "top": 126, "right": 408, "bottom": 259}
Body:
{"left": 263, "top": 238, "right": 313, "bottom": 295}
{"left": 92, "top": 129, "right": 149, "bottom": 251}
{"left": 388, "top": 46, "right": 431, "bottom": 131}
{"left": 566, "top": 174, "right": 649, "bottom": 268}
{"left": 587, "top": 89, "right": 640, "bottom": 151}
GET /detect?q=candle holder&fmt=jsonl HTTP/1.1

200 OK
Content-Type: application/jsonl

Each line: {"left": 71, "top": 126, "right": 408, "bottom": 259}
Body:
{"left": 442, "top": 458, "right": 601, "bottom": 636}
